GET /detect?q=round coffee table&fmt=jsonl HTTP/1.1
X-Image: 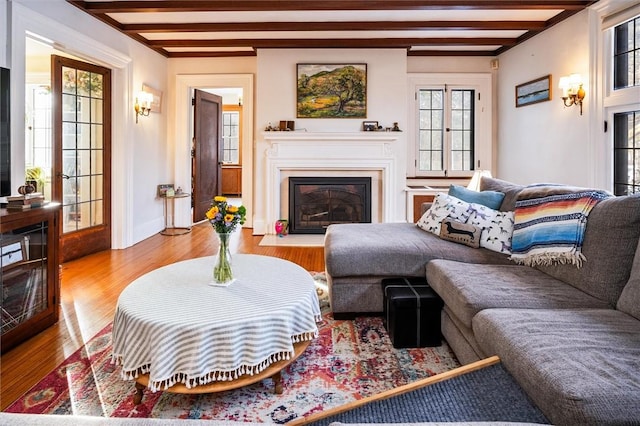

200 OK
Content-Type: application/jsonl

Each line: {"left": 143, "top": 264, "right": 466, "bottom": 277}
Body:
{"left": 111, "top": 254, "right": 321, "bottom": 403}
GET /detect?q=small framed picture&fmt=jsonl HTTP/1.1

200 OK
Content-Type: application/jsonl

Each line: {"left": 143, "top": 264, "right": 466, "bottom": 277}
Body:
{"left": 1, "top": 239, "right": 27, "bottom": 270}
{"left": 143, "top": 84, "right": 163, "bottom": 113}
{"left": 515, "top": 75, "right": 552, "bottom": 108}
{"left": 157, "top": 184, "right": 174, "bottom": 197}
{"left": 362, "top": 121, "right": 378, "bottom": 131}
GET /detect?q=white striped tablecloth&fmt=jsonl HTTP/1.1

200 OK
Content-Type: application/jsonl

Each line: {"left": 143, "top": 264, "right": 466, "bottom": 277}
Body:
{"left": 111, "top": 254, "right": 321, "bottom": 392}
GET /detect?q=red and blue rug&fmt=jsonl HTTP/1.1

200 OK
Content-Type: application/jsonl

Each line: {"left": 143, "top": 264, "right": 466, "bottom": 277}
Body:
{"left": 5, "top": 280, "right": 459, "bottom": 423}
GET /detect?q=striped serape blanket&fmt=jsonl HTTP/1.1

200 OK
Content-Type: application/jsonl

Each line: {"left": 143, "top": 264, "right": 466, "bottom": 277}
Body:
{"left": 510, "top": 185, "right": 610, "bottom": 267}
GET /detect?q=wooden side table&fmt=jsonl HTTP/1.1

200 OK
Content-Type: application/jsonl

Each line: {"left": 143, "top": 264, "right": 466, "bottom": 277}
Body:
{"left": 160, "top": 193, "right": 191, "bottom": 236}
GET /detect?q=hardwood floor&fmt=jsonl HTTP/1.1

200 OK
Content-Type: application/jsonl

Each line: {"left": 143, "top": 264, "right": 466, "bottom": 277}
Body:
{"left": 0, "top": 223, "right": 325, "bottom": 410}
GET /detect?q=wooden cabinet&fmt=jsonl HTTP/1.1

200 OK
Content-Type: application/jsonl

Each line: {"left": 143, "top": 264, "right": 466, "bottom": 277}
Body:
{"left": 1, "top": 204, "right": 60, "bottom": 353}
{"left": 405, "top": 186, "right": 448, "bottom": 222}
{"left": 221, "top": 165, "right": 242, "bottom": 196}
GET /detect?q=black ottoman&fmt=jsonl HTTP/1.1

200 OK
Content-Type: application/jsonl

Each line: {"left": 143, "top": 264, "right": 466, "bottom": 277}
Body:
{"left": 382, "top": 277, "right": 443, "bottom": 348}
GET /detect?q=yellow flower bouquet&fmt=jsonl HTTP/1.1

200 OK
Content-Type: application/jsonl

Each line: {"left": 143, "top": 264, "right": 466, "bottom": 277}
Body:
{"left": 205, "top": 196, "right": 247, "bottom": 284}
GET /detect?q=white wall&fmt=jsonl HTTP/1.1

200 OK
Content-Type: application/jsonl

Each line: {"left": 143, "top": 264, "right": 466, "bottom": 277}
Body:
{"left": 496, "top": 11, "right": 592, "bottom": 186}
{"left": 0, "top": 0, "right": 7, "bottom": 68}
{"left": 253, "top": 49, "right": 408, "bottom": 233}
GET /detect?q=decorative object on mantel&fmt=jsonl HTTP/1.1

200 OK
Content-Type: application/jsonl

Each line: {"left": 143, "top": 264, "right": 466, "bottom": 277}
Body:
{"left": 362, "top": 120, "right": 378, "bottom": 131}
{"left": 297, "top": 63, "right": 367, "bottom": 118}
{"left": 205, "top": 196, "right": 247, "bottom": 285}
{"left": 265, "top": 121, "right": 295, "bottom": 131}
{"left": 392, "top": 122, "right": 402, "bottom": 132}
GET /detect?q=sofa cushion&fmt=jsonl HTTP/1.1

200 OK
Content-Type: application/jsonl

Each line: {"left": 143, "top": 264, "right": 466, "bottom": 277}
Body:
{"left": 439, "top": 219, "right": 481, "bottom": 248}
{"left": 426, "top": 259, "right": 610, "bottom": 328}
{"left": 473, "top": 308, "right": 640, "bottom": 425}
{"left": 467, "top": 208, "right": 514, "bottom": 254}
{"left": 533, "top": 193, "right": 640, "bottom": 306}
{"left": 448, "top": 184, "right": 505, "bottom": 210}
{"left": 617, "top": 237, "right": 640, "bottom": 320}
{"left": 325, "top": 223, "right": 512, "bottom": 279}
{"left": 417, "top": 193, "right": 471, "bottom": 235}
{"left": 479, "top": 176, "right": 525, "bottom": 212}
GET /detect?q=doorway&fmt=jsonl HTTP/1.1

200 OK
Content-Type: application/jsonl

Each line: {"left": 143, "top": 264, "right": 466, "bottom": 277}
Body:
{"left": 24, "top": 38, "right": 112, "bottom": 262}
{"left": 175, "top": 74, "right": 254, "bottom": 229}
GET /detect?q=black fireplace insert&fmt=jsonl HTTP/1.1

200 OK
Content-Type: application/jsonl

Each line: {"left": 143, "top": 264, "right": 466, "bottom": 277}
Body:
{"left": 288, "top": 177, "right": 371, "bottom": 234}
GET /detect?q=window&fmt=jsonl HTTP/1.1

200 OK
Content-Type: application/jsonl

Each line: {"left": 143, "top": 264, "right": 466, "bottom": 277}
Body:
{"left": 222, "top": 107, "right": 240, "bottom": 164}
{"left": 613, "top": 16, "right": 640, "bottom": 90}
{"left": 613, "top": 110, "right": 640, "bottom": 195}
{"left": 408, "top": 74, "right": 491, "bottom": 178}
{"left": 415, "top": 86, "right": 477, "bottom": 177}
{"left": 609, "top": 11, "right": 640, "bottom": 195}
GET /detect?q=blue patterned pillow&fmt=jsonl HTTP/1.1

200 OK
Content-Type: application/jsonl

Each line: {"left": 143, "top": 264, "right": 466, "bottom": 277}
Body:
{"left": 449, "top": 184, "right": 505, "bottom": 210}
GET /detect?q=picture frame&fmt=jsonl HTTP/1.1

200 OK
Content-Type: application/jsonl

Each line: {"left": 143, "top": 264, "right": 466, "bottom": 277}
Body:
{"left": 143, "top": 84, "right": 163, "bottom": 113}
{"left": 157, "top": 184, "right": 174, "bottom": 198}
{"left": 1, "top": 238, "right": 27, "bottom": 270}
{"left": 362, "top": 121, "right": 378, "bottom": 131}
{"left": 515, "top": 75, "right": 552, "bottom": 108}
{"left": 296, "top": 63, "right": 367, "bottom": 118}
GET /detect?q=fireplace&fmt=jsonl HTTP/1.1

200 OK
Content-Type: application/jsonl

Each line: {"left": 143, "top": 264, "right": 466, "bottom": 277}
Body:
{"left": 288, "top": 177, "right": 371, "bottom": 234}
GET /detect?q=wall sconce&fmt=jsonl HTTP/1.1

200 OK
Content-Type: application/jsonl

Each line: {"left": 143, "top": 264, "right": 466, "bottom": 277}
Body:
{"left": 134, "top": 91, "right": 153, "bottom": 123}
{"left": 558, "top": 74, "right": 585, "bottom": 115}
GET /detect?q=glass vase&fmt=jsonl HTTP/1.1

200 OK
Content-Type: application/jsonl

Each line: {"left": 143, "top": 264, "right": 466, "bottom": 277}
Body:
{"left": 213, "top": 232, "right": 234, "bottom": 285}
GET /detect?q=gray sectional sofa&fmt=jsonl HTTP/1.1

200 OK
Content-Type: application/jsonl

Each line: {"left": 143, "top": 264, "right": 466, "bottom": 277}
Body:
{"left": 324, "top": 177, "right": 640, "bottom": 425}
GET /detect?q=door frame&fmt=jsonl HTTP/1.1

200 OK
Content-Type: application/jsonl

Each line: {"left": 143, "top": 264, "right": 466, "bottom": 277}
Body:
{"left": 12, "top": 3, "right": 133, "bottom": 248}
{"left": 173, "top": 74, "right": 254, "bottom": 228}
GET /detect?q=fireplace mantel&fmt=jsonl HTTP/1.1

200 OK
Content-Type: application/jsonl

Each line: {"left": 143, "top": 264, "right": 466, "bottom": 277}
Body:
{"left": 263, "top": 132, "right": 401, "bottom": 234}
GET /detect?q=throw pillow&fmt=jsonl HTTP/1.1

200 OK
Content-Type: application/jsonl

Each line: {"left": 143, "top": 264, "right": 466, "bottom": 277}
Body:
{"left": 439, "top": 218, "right": 481, "bottom": 248}
{"left": 448, "top": 184, "right": 505, "bottom": 210}
{"left": 416, "top": 193, "right": 472, "bottom": 235}
{"left": 467, "top": 206, "right": 515, "bottom": 254}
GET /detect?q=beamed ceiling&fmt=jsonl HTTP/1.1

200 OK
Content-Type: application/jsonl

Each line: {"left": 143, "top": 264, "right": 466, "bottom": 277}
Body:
{"left": 67, "top": 1, "right": 598, "bottom": 58}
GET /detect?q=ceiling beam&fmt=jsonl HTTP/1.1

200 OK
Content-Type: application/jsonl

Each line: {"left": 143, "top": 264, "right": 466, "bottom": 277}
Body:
{"left": 166, "top": 50, "right": 258, "bottom": 58}
{"left": 124, "top": 21, "right": 545, "bottom": 34}
{"left": 147, "top": 37, "right": 516, "bottom": 49}
{"left": 407, "top": 50, "right": 496, "bottom": 56}
{"left": 75, "top": 1, "right": 595, "bottom": 13}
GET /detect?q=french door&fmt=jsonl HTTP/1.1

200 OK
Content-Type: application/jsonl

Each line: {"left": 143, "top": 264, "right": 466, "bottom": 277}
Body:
{"left": 52, "top": 55, "right": 111, "bottom": 262}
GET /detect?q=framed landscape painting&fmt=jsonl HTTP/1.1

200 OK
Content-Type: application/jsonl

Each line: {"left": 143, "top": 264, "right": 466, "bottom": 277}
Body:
{"left": 297, "top": 64, "right": 367, "bottom": 118}
{"left": 515, "top": 75, "right": 552, "bottom": 108}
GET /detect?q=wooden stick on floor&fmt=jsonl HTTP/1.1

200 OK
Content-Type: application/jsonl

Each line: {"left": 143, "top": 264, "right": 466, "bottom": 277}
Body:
{"left": 288, "top": 355, "right": 501, "bottom": 426}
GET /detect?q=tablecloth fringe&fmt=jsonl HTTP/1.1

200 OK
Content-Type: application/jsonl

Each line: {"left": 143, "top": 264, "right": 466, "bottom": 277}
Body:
{"left": 113, "top": 331, "right": 320, "bottom": 392}
{"left": 292, "top": 330, "right": 318, "bottom": 343}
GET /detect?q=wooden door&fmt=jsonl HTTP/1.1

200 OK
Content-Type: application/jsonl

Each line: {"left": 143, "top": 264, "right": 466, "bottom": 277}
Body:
{"left": 52, "top": 55, "right": 111, "bottom": 262}
{"left": 192, "top": 90, "right": 222, "bottom": 222}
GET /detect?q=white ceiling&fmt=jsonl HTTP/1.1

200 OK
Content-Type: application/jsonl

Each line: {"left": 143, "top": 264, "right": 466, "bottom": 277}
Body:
{"left": 67, "top": 1, "right": 598, "bottom": 58}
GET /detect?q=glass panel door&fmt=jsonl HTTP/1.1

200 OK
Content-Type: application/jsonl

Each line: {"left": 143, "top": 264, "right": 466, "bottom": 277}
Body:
{"left": 52, "top": 55, "right": 111, "bottom": 262}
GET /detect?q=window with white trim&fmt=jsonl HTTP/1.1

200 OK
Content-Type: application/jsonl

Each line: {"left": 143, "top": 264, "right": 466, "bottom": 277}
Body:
{"left": 408, "top": 74, "right": 491, "bottom": 178}
{"left": 222, "top": 107, "right": 241, "bottom": 164}
{"left": 605, "top": 7, "right": 640, "bottom": 195}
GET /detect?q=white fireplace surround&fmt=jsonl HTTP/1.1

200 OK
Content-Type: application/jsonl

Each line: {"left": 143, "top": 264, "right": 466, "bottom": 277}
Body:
{"left": 264, "top": 132, "right": 400, "bottom": 235}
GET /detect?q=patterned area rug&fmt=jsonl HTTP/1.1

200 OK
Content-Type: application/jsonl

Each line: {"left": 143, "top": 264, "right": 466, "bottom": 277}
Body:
{"left": 5, "top": 274, "right": 460, "bottom": 423}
